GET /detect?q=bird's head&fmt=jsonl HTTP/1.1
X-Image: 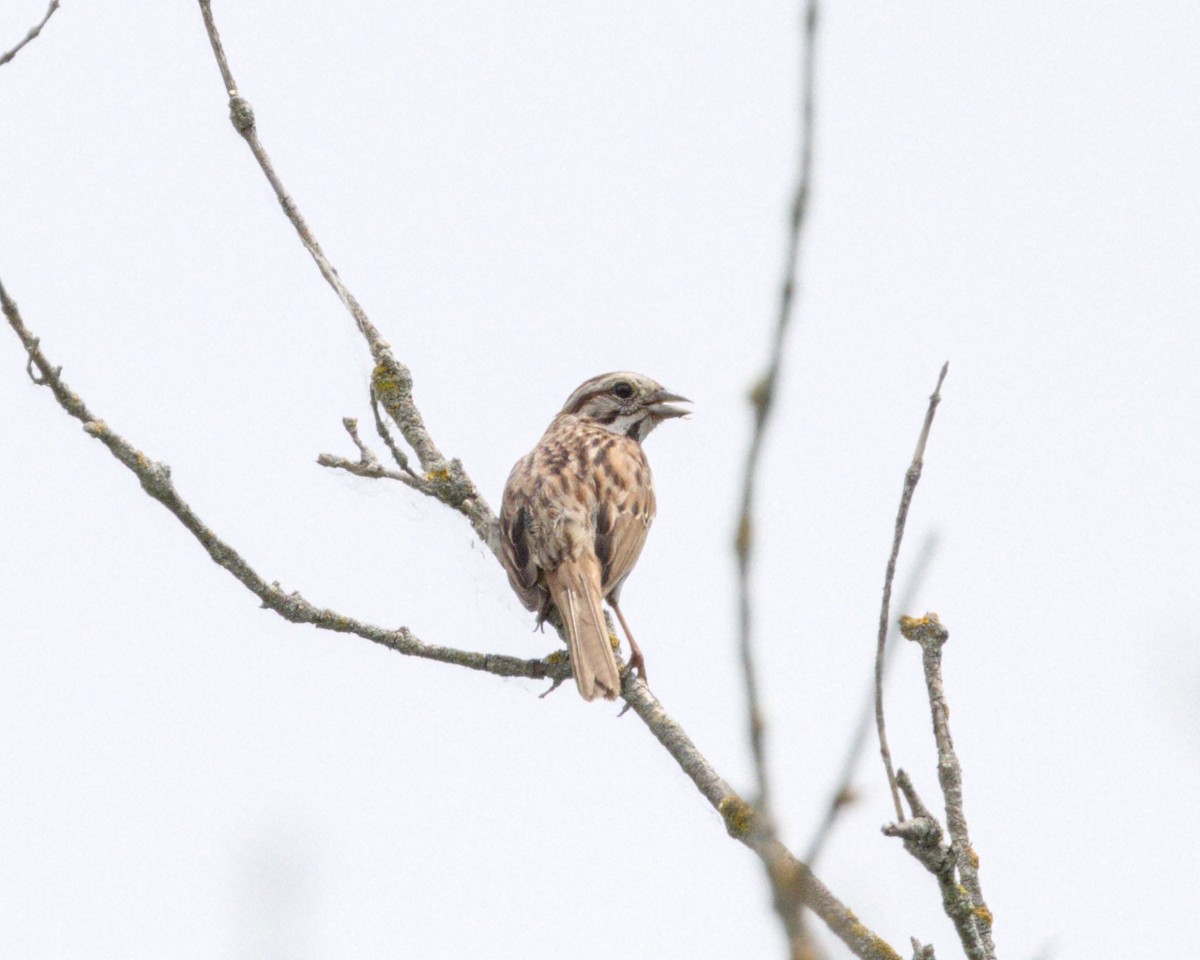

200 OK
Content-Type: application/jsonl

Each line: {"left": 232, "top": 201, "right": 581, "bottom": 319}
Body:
{"left": 560, "top": 371, "right": 690, "bottom": 442}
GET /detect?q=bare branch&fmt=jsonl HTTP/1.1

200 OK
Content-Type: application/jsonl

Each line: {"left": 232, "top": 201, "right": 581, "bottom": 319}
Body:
{"left": 805, "top": 533, "right": 938, "bottom": 866}
{"left": 874, "top": 363, "right": 949, "bottom": 819}
{"left": 194, "top": 0, "right": 497, "bottom": 558}
{"left": 0, "top": 0, "right": 59, "bottom": 68}
{"left": 317, "top": 417, "right": 429, "bottom": 491}
{"left": 316, "top": 454, "right": 411, "bottom": 486}
{"left": 899, "top": 614, "right": 995, "bottom": 959}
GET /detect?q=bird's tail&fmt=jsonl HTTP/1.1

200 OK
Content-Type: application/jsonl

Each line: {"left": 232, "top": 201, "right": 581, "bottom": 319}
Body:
{"left": 545, "top": 558, "right": 621, "bottom": 701}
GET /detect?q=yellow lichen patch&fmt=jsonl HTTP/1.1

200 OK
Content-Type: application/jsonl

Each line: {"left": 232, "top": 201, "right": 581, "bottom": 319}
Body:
{"left": 371, "top": 364, "right": 404, "bottom": 400}
{"left": 718, "top": 795, "right": 756, "bottom": 839}
{"left": 425, "top": 467, "right": 451, "bottom": 483}
{"left": 545, "top": 650, "right": 569, "bottom": 666}
{"left": 899, "top": 612, "right": 940, "bottom": 633}
{"left": 972, "top": 904, "right": 994, "bottom": 925}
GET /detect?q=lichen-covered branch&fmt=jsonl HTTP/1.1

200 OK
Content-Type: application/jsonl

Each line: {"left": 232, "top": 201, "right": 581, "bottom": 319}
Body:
{"left": 0, "top": 0, "right": 60, "bottom": 68}
{"left": 897, "top": 614, "right": 995, "bottom": 959}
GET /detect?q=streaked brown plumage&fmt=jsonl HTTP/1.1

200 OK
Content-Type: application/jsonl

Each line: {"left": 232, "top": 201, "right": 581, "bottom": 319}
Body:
{"left": 500, "top": 372, "right": 689, "bottom": 700}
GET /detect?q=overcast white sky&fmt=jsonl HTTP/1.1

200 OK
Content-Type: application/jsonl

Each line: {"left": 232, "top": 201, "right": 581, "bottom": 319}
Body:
{"left": 2, "top": 2, "right": 1198, "bottom": 957}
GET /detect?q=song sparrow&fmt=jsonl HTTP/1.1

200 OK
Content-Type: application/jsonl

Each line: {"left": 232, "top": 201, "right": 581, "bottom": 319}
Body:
{"left": 500, "top": 372, "right": 689, "bottom": 701}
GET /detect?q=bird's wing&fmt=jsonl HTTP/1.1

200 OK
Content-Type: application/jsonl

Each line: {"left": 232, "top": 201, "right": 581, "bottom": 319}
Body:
{"left": 594, "top": 453, "right": 656, "bottom": 602}
{"left": 498, "top": 455, "right": 547, "bottom": 614}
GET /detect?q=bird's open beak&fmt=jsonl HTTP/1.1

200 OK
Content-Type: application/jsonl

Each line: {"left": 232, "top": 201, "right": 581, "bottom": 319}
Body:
{"left": 647, "top": 388, "right": 691, "bottom": 420}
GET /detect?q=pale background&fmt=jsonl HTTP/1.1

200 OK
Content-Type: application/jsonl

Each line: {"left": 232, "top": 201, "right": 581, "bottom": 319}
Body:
{"left": 2, "top": 2, "right": 1197, "bottom": 957}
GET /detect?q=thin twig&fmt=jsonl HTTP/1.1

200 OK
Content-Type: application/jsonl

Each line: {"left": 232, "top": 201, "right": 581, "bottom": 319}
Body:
{"left": 0, "top": 0, "right": 60, "bottom": 67}
{"left": 316, "top": 453, "right": 409, "bottom": 485}
{"left": 733, "top": 0, "right": 819, "bottom": 821}
{"left": 341, "top": 417, "right": 380, "bottom": 466}
{"left": 805, "top": 533, "right": 938, "bottom": 866}
{"left": 316, "top": 417, "right": 420, "bottom": 487}
{"left": 910, "top": 938, "right": 937, "bottom": 960}
{"left": 4, "top": 279, "right": 902, "bottom": 960}
{"left": 898, "top": 614, "right": 995, "bottom": 959}
{"left": 874, "top": 362, "right": 949, "bottom": 820}
{"left": 194, "top": 0, "right": 497, "bottom": 559}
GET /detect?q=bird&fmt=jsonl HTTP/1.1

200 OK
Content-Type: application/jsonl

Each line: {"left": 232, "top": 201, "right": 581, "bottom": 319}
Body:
{"left": 499, "top": 372, "right": 689, "bottom": 701}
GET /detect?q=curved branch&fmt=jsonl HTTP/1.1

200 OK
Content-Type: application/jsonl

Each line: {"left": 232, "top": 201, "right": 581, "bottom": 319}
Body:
{"left": 874, "top": 362, "right": 948, "bottom": 819}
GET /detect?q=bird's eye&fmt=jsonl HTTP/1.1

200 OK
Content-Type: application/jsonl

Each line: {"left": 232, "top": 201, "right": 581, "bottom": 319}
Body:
{"left": 612, "top": 381, "right": 635, "bottom": 400}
